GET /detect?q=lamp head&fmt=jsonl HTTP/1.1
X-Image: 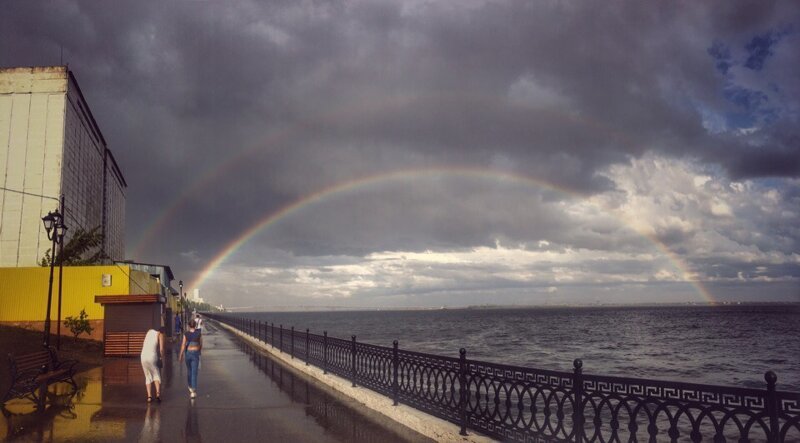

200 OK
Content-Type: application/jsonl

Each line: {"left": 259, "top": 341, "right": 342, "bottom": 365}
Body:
{"left": 56, "top": 224, "right": 67, "bottom": 242}
{"left": 42, "top": 212, "right": 55, "bottom": 235}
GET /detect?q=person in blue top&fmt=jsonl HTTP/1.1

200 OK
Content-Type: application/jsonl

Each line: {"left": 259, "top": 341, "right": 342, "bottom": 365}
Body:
{"left": 174, "top": 312, "right": 182, "bottom": 335}
{"left": 178, "top": 319, "right": 202, "bottom": 398}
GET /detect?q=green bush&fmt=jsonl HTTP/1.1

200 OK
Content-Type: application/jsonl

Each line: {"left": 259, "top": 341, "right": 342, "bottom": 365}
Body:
{"left": 64, "top": 309, "right": 94, "bottom": 338}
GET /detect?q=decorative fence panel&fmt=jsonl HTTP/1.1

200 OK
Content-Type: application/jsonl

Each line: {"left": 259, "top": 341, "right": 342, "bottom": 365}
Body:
{"left": 205, "top": 313, "right": 800, "bottom": 442}
{"left": 326, "top": 336, "right": 352, "bottom": 380}
{"left": 463, "top": 358, "right": 578, "bottom": 441}
{"left": 355, "top": 342, "right": 393, "bottom": 396}
{"left": 308, "top": 333, "right": 325, "bottom": 367}
{"left": 396, "top": 348, "right": 463, "bottom": 426}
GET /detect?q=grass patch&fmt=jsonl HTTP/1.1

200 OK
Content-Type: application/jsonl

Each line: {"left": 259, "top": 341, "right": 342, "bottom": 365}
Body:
{"left": 0, "top": 325, "right": 103, "bottom": 397}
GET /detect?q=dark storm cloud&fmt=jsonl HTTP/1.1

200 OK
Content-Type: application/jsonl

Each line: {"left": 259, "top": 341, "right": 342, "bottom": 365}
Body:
{"left": 2, "top": 0, "right": 798, "bottom": 303}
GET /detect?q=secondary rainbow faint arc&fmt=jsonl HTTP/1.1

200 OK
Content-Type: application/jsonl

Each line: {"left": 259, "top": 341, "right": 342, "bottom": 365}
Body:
{"left": 131, "top": 93, "right": 634, "bottom": 258}
{"left": 189, "top": 167, "right": 715, "bottom": 304}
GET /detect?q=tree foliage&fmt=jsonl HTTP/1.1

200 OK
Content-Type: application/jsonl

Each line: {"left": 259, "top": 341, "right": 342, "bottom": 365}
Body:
{"left": 40, "top": 226, "right": 106, "bottom": 266}
{"left": 64, "top": 309, "right": 94, "bottom": 338}
{"left": 184, "top": 299, "right": 221, "bottom": 313}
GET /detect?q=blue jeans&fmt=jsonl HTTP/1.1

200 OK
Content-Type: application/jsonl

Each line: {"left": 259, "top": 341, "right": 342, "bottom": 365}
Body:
{"left": 185, "top": 350, "right": 200, "bottom": 390}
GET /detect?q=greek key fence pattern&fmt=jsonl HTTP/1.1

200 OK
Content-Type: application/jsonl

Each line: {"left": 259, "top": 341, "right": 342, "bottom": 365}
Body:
{"left": 206, "top": 313, "right": 800, "bottom": 442}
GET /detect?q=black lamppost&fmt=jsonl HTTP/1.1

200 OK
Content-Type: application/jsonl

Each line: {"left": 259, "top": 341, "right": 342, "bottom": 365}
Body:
{"left": 179, "top": 280, "right": 184, "bottom": 331}
{"left": 42, "top": 207, "right": 67, "bottom": 348}
{"left": 55, "top": 196, "right": 66, "bottom": 350}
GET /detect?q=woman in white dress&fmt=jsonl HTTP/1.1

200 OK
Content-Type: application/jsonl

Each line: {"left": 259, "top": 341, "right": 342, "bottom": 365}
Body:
{"left": 140, "top": 327, "right": 165, "bottom": 402}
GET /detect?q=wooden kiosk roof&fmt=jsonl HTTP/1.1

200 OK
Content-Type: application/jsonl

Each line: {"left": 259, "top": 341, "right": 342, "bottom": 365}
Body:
{"left": 94, "top": 294, "right": 163, "bottom": 304}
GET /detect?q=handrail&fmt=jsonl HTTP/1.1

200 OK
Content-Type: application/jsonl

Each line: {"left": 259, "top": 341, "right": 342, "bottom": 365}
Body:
{"left": 205, "top": 313, "right": 800, "bottom": 442}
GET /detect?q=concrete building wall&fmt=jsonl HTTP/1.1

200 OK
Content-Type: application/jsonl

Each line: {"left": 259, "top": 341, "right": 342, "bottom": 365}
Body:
{"left": 104, "top": 151, "right": 126, "bottom": 261}
{"left": 128, "top": 268, "right": 162, "bottom": 296}
{"left": 0, "top": 66, "right": 127, "bottom": 266}
{"left": 0, "top": 67, "right": 68, "bottom": 267}
{"left": 61, "top": 74, "right": 105, "bottom": 247}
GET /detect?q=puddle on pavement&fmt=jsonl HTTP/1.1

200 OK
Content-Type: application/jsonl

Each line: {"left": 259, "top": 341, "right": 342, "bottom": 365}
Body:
{"left": 1, "top": 348, "right": 178, "bottom": 442}
{"left": 234, "top": 338, "right": 427, "bottom": 443}
{"left": 1, "top": 366, "right": 129, "bottom": 441}
{"left": 1, "top": 331, "right": 427, "bottom": 442}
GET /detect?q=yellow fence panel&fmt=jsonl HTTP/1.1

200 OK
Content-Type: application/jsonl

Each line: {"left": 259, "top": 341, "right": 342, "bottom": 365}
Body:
{"left": 0, "top": 265, "right": 143, "bottom": 322}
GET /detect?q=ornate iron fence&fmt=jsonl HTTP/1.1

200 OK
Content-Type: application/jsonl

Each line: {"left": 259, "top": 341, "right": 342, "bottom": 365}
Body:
{"left": 205, "top": 313, "right": 800, "bottom": 442}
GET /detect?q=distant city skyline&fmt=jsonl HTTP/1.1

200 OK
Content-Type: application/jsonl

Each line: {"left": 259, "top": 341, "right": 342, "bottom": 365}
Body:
{"left": 2, "top": 2, "right": 797, "bottom": 308}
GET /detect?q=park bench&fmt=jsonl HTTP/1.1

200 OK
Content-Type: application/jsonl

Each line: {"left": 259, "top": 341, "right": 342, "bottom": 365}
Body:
{"left": 3, "top": 347, "right": 77, "bottom": 405}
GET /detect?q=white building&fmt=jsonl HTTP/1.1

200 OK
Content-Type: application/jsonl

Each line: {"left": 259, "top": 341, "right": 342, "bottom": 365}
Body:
{"left": 191, "top": 288, "right": 204, "bottom": 304}
{"left": 0, "top": 66, "right": 126, "bottom": 266}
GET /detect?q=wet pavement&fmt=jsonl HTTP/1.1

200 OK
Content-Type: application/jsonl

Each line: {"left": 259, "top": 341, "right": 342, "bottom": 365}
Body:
{"left": 1, "top": 321, "right": 429, "bottom": 442}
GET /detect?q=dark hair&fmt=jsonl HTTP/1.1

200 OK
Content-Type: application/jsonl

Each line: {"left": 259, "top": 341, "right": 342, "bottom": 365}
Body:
{"left": 158, "top": 326, "right": 166, "bottom": 334}
{"left": 189, "top": 319, "right": 197, "bottom": 329}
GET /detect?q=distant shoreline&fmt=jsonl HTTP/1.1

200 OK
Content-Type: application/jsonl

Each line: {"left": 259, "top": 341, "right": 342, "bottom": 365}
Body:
{"left": 222, "top": 300, "right": 800, "bottom": 314}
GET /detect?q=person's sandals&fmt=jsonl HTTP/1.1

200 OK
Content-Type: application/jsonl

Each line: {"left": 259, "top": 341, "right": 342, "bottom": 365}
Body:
{"left": 156, "top": 395, "right": 161, "bottom": 402}
{"left": 147, "top": 396, "right": 152, "bottom": 403}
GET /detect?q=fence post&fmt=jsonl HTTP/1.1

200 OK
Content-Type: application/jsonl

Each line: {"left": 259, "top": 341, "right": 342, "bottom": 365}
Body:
{"left": 323, "top": 331, "right": 328, "bottom": 374}
{"left": 291, "top": 326, "right": 295, "bottom": 359}
{"left": 279, "top": 324, "right": 283, "bottom": 353}
{"left": 259, "top": 321, "right": 263, "bottom": 342}
{"left": 271, "top": 322, "right": 274, "bottom": 347}
{"left": 573, "top": 359, "right": 585, "bottom": 443}
{"left": 351, "top": 335, "right": 357, "bottom": 387}
{"left": 392, "top": 340, "right": 399, "bottom": 406}
{"left": 459, "top": 348, "right": 468, "bottom": 436}
{"left": 306, "top": 329, "right": 310, "bottom": 366}
{"left": 766, "top": 371, "right": 778, "bottom": 443}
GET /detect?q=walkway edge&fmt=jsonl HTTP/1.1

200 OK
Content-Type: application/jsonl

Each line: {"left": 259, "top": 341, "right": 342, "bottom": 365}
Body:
{"left": 214, "top": 320, "right": 495, "bottom": 443}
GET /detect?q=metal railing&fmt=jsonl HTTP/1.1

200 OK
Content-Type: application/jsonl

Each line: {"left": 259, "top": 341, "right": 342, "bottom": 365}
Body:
{"left": 205, "top": 313, "right": 800, "bottom": 442}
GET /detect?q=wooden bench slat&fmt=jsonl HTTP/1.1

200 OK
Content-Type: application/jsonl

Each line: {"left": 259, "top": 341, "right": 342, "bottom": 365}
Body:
{"left": 16, "top": 355, "right": 50, "bottom": 365}
{"left": 4, "top": 347, "right": 77, "bottom": 404}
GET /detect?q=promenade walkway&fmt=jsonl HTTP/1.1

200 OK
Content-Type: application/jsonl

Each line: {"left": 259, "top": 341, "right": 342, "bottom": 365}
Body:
{"left": 1, "top": 321, "right": 431, "bottom": 442}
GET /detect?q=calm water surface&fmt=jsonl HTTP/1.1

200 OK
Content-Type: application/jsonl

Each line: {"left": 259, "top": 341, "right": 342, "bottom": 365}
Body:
{"left": 237, "top": 304, "right": 800, "bottom": 391}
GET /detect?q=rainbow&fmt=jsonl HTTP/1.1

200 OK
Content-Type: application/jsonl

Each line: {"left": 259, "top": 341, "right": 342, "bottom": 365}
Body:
{"left": 188, "top": 167, "right": 715, "bottom": 304}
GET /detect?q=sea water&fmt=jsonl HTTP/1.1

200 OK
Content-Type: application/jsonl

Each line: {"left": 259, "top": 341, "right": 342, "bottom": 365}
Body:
{"left": 240, "top": 304, "right": 800, "bottom": 391}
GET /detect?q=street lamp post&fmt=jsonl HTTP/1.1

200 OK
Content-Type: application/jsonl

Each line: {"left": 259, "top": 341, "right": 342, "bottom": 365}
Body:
{"left": 41, "top": 206, "right": 67, "bottom": 348}
{"left": 179, "top": 280, "right": 184, "bottom": 332}
{"left": 55, "top": 195, "right": 66, "bottom": 350}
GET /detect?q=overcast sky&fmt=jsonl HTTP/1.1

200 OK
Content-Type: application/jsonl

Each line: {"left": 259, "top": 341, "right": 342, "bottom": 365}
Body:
{"left": 3, "top": 1, "right": 798, "bottom": 309}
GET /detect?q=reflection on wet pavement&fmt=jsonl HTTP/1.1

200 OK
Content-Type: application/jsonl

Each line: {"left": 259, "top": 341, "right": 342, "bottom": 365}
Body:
{"left": 2, "top": 366, "right": 125, "bottom": 441}
{"left": 1, "top": 322, "right": 427, "bottom": 442}
{"left": 234, "top": 339, "right": 424, "bottom": 443}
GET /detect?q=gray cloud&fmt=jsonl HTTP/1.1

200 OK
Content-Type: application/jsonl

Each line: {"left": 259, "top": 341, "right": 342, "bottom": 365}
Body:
{"left": 2, "top": 1, "right": 798, "bottom": 306}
